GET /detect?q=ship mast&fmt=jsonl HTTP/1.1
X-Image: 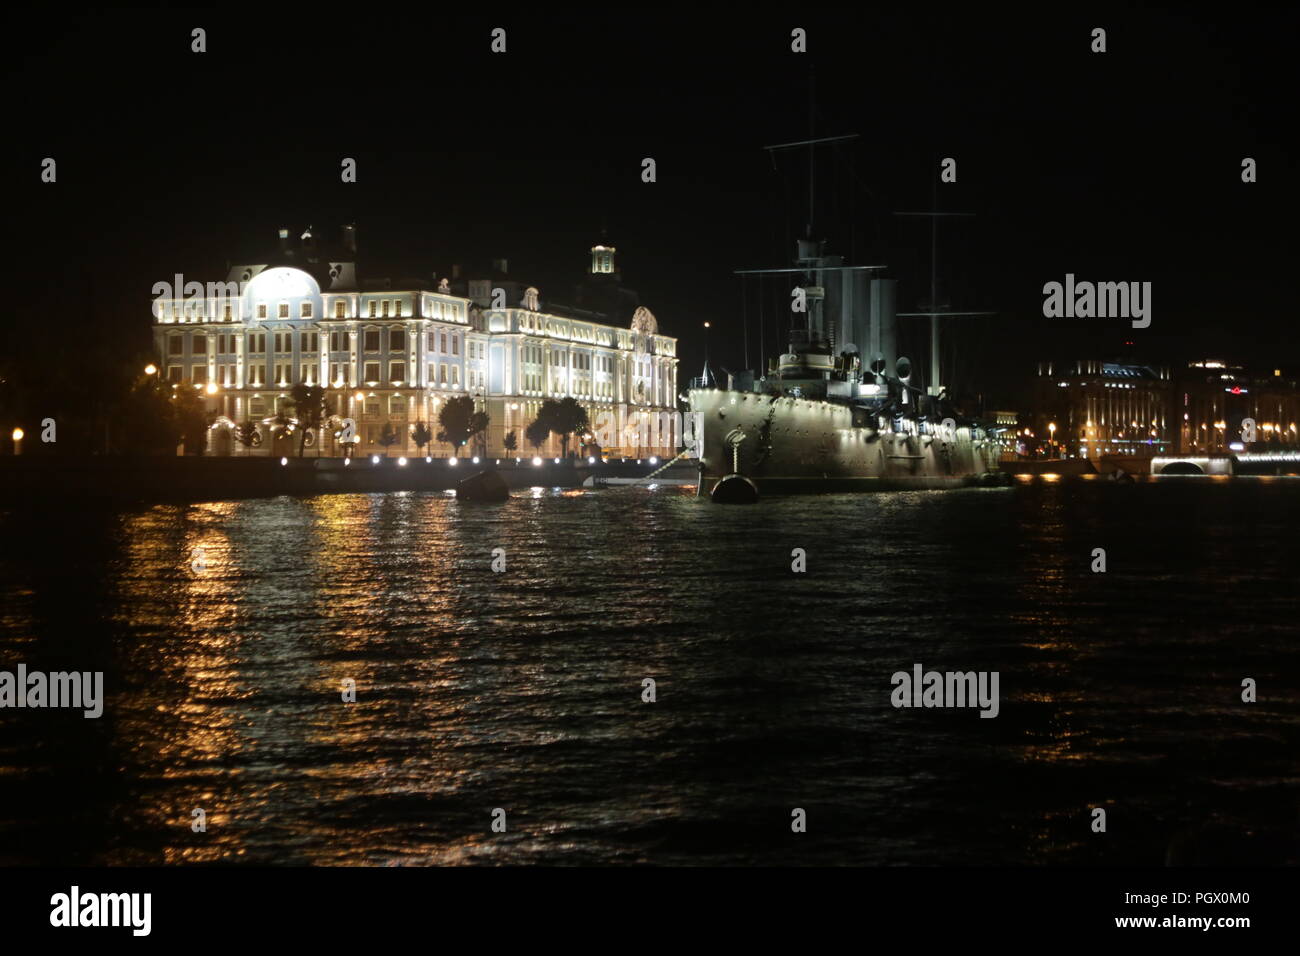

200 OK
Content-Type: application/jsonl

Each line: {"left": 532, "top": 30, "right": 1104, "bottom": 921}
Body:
{"left": 895, "top": 179, "right": 992, "bottom": 402}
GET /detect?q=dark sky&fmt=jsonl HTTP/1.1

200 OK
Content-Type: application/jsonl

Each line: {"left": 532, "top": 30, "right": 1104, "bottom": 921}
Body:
{"left": 5, "top": 7, "right": 1294, "bottom": 409}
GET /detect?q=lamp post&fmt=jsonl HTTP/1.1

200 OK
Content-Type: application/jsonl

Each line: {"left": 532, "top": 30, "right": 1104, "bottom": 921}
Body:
{"left": 702, "top": 321, "right": 712, "bottom": 386}
{"left": 11, "top": 427, "right": 23, "bottom": 456}
{"left": 1048, "top": 422, "right": 1056, "bottom": 458}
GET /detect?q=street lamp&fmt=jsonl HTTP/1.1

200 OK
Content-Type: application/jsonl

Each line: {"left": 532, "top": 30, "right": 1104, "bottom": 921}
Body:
{"left": 144, "top": 364, "right": 157, "bottom": 376}
{"left": 11, "top": 427, "right": 23, "bottom": 455}
{"left": 702, "top": 321, "right": 712, "bottom": 386}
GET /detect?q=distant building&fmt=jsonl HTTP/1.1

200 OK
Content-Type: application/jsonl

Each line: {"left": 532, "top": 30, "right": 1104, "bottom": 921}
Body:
{"left": 990, "top": 410, "right": 1020, "bottom": 459}
{"left": 1176, "top": 360, "right": 1300, "bottom": 453}
{"left": 1033, "top": 359, "right": 1174, "bottom": 458}
{"left": 152, "top": 227, "right": 679, "bottom": 458}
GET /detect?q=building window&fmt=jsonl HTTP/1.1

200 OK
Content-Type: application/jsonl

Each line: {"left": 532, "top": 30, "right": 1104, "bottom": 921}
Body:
{"left": 451, "top": 366, "right": 460, "bottom": 387}
{"left": 330, "top": 331, "right": 343, "bottom": 352}
{"left": 192, "top": 365, "right": 208, "bottom": 385}
{"left": 439, "top": 364, "right": 447, "bottom": 385}
{"left": 223, "top": 304, "right": 233, "bottom": 321}
{"left": 301, "top": 302, "right": 313, "bottom": 318}
{"left": 303, "top": 332, "right": 318, "bottom": 353}
{"left": 368, "top": 301, "right": 377, "bottom": 318}
{"left": 390, "top": 394, "right": 406, "bottom": 416}
{"left": 364, "top": 330, "right": 380, "bottom": 352}
{"left": 167, "top": 365, "right": 182, "bottom": 382}
{"left": 248, "top": 364, "right": 265, "bottom": 386}
{"left": 390, "top": 329, "right": 405, "bottom": 351}
{"left": 257, "top": 304, "right": 268, "bottom": 319}
{"left": 278, "top": 303, "right": 290, "bottom": 319}
{"left": 192, "top": 335, "right": 207, "bottom": 355}
{"left": 381, "top": 300, "right": 390, "bottom": 318}
{"left": 365, "top": 397, "right": 380, "bottom": 418}
{"left": 168, "top": 336, "right": 184, "bottom": 355}
{"left": 335, "top": 301, "right": 346, "bottom": 319}
{"left": 364, "top": 362, "right": 380, "bottom": 383}
{"left": 390, "top": 361, "right": 406, "bottom": 383}
{"left": 452, "top": 335, "right": 460, "bottom": 356}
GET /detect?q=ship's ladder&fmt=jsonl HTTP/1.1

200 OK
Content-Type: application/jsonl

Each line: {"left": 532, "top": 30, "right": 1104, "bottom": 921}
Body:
{"left": 636, "top": 447, "right": 694, "bottom": 484}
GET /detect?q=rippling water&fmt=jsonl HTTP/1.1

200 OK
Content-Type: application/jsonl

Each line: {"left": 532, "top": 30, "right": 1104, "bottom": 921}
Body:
{"left": 1, "top": 477, "right": 1298, "bottom": 865}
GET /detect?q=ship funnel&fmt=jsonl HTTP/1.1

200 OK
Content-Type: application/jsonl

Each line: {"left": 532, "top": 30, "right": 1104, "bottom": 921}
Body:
{"left": 896, "top": 356, "right": 913, "bottom": 382}
{"left": 869, "top": 357, "right": 887, "bottom": 376}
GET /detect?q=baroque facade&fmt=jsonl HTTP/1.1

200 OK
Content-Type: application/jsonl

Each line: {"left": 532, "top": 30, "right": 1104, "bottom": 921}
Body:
{"left": 152, "top": 227, "right": 679, "bottom": 458}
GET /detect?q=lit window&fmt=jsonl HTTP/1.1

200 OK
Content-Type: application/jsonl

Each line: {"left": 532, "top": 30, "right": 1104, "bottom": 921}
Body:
{"left": 335, "top": 301, "right": 346, "bottom": 319}
{"left": 278, "top": 303, "right": 289, "bottom": 319}
{"left": 257, "top": 304, "right": 267, "bottom": 319}
{"left": 300, "top": 302, "right": 313, "bottom": 318}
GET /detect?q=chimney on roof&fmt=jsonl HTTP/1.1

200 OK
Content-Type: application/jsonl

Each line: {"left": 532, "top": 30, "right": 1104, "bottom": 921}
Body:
{"left": 342, "top": 223, "right": 357, "bottom": 256}
{"left": 278, "top": 227, "right": 290, "bottom": 254}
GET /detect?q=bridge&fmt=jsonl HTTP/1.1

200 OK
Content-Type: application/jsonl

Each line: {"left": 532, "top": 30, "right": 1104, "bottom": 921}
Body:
{"left": 1151, "top": 451, "right": 1300, "bottom": 475}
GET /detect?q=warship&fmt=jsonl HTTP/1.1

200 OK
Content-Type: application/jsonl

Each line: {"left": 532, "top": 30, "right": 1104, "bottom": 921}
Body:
{"left": 689, "top": 136, "right": 1009, "bottom": 501}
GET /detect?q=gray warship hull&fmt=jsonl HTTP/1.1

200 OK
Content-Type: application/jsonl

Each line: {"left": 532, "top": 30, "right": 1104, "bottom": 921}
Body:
{"left": 690, "top": 388, "right": 1004, "bottom": 494}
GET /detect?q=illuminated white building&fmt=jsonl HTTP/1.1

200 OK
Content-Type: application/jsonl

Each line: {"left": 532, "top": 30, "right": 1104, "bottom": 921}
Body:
{"left": 152, "top": 226, "right": 679, "bottom": 457}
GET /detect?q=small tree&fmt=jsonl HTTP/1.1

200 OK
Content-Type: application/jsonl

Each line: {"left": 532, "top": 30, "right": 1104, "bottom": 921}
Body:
{"left": 468, "top": 410, "right": 490, "bottom": 458}
{"left": 379, "top": 421, "right": 399, "bottom": 456}
{"left": 120, "top": 379, "right": 178, "bottom": 455}
{"left": 503, "top": 429, "right": 518, "bottom": 453}
{"left": 270, "top": 411, "right": 292, "bottom": 440}
{"left": 173, "top": 385, "right": 213, "bottom": 455}
{"left": 437, "top": 395, "right": 475, "bottom": 455}
{"left": 524, "top": 418, "right": 549, "bottom": 452}
{"left": 412, "top": 421, "right": 433, "bottom": 455}
{"left": 537, "top": 396, "right": 590, "bottom": 457}
{"left": 288, "top": 383, "right": 328, "bottom": 457}
{"left": 235, "top": 420, "right": 260, "bottom": 456}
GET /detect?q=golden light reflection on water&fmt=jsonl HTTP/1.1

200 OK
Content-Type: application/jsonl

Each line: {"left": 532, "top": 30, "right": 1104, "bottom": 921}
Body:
{"left": 113, "top": 502, "right": 252, "bottom": 862}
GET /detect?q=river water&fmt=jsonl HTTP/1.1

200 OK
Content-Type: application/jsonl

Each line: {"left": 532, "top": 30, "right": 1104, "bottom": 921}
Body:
{"left": 1, "top": 476, "right": 1297, "bottom": 865}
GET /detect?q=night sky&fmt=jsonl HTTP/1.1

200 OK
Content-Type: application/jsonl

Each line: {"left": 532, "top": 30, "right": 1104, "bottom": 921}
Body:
{"left": 5, "top": 7, "right": 1294, "bottom": 410}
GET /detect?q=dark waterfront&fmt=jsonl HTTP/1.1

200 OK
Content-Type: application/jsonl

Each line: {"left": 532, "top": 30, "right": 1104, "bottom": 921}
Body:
{"left": 1, "top": 477, "right": 1297, "bottom": 866}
